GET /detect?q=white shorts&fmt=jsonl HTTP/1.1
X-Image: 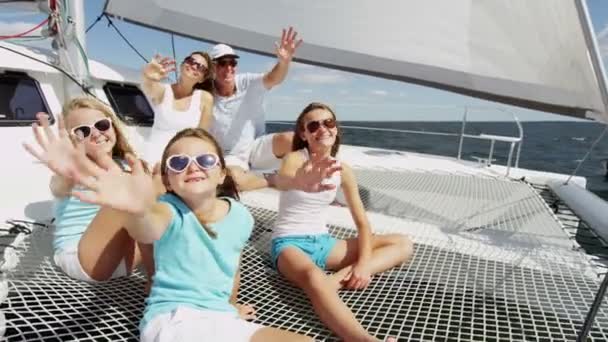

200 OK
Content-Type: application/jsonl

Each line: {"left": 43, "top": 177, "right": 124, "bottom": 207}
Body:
{"left": 53, "top": 248, "right": 128, "bottom": 283}
{"left": 141, "top": 306, "right": 263, "bottom": 342}
{"left": 225, "top": 134, "right": 281, "bottom": 171}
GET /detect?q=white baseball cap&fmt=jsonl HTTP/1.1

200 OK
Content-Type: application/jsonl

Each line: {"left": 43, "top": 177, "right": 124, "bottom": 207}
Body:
{"left": 210, "top": 43, "right": 240, "bottom": 60}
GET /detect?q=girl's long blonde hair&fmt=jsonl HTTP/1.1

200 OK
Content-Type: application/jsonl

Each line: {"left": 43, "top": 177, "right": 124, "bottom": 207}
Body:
{"left": 62, "top": 97, "right": 138, "bottom": 160}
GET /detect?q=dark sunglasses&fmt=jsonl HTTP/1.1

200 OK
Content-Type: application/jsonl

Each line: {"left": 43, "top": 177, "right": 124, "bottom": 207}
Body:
{"left": 215, "top": 59, "right": 238, "bottom": 68}
{"left": 71, "top": 118, "right": 112, "bottom": 139}
{"left": 305, "top": 118, "right": 336, "bottom": 133}
{"left": 166, "top": 153, "right": 220, "bottom": 173}
{"left": 183, "top": 56, "right": 208, "bottom": 73}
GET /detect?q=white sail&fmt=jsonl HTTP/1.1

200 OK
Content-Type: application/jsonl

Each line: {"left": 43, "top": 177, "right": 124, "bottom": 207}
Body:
{"left": 104, "top": 0, "right": 608, "bottom": 122}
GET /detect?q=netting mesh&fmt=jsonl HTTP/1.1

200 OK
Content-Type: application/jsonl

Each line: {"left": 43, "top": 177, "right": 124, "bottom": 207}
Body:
{"left": 0, "top": 224, "right": 146, "bottom": 341}
{"left": 1, "top": 170, "right": 607, "bottom": 341}
{"left": 242, "top": 206, "right": 608, "bottom": 341}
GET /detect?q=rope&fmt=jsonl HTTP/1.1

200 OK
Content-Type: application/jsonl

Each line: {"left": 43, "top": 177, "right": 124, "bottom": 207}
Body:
{"left": 565, "top": 124, "right": 608, "bottom": 184}
{"left": 104, "top": 14, "right": 148, "bottom": 63}
{"left": 74, "top": 36, "right": 91, "bottom": 76}
{"left": 85, "top": 13, "right": 104, "bottom": 33}
{"left": 0, "top": 44, "right": 109, "bottom": 106}
{"left": 0, "top": 18, "right": 49, "bottom": 40}
{"left": 266, "top": 120, "right": 460, "bottom": 137}
{"left": 171, "top": 33, "right": 178, "bottom": 80}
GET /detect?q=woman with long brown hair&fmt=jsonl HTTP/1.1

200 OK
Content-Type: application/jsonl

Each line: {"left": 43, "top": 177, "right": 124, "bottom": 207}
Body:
{"left": 271, "top": 102, "right": 414, "bottom": 341}
{"left": 141, "top": 51, "right": 214, "bottom": 164}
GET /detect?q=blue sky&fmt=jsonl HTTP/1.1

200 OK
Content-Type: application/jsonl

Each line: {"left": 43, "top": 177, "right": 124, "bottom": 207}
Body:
{"left": 1, "top": 0, "right": 608, "bottom": 121}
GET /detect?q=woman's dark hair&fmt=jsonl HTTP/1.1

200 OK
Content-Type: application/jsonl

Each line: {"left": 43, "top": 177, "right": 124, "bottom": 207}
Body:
{"left": 292, "top": 102, "right": 341, "bottom": 157}
{"left": 160, "top": 128, "right": 238, "bottom": 238}
{"left": 185, "top": 51, "right": 214, "bottom": 92}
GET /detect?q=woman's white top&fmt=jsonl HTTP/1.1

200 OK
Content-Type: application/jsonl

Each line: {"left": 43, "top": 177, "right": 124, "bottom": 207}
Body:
{"left": 272, "top": 149, "right": 342, "bottom": 239}
{"left": 144, "top": 84, "right": 203, "bottom": 164}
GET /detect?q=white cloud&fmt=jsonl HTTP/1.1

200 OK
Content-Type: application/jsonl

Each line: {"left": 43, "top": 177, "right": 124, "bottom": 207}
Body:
{"left": 289, "top": 62, "right": 351, "bottom": 84}
{"left": 271, "top": 95, "right": 301, "bottom": 104}
{"left": 291, "top": 71, "right": 349, "bottom": 84}
{"left": 371, "top": 90, "right": 388, "bottom": 96}
{"left": 0, "top": 21, "right": 45, "bottom": 37}
{"left": 298, "top": 89, "right": 313, "bottom": 93}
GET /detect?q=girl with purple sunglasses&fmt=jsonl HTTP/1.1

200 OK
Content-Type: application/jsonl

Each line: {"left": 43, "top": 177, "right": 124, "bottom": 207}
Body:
{"left": 270, "top": 102, "right": 415, "bottom": 342}
{"left": 49, "top": 126, "right": 342, "bottom": 341}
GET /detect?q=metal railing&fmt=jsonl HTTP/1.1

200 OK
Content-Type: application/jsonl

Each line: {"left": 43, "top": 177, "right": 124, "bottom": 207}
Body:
{"left": 457, "top": 107, "right": 524, "bottom": 176}
{"left": 267, "top": 106, "right": 524, "bottom": 176}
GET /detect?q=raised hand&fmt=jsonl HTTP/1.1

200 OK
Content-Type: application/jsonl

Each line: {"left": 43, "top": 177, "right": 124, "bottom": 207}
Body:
{"left": 293, "top": 152, "right": 342, "bottom": 192}
{"left": 275, "top": 27, "right": 303, "bottom": 63}
{"left": 23, "top": 113, "right": 84, "bottom": 179}
{"left": 72, "top": 154, "right": 157, "bottom": 215}
{"left": 143, "top": 55, "right": 176, "bottom": 82}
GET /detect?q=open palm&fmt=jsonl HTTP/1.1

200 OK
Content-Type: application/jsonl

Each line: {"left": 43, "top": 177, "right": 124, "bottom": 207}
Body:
{"left": 294, "top": 153, "right": 342, "bottom": 192}
{"left": 275, "top": 27, "right": 303, "bottom": 63}
{"left": 73, "top": 154, "right": 156, "bottom": 215}
{"left": 143, "top": 55, "right": 176, "bottom": 81}
{"left": 23, "top": 113, "right": 83, "bottom": 179}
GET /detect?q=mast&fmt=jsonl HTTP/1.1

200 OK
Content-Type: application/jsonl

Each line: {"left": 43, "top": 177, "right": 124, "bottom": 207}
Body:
{"left": 57, "top": 0, "right": 88, "bottom": 97}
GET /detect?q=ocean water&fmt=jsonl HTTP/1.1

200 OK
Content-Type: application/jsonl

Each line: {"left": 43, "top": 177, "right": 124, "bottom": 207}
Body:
{"left": 267, "top": 121, "right": 608, "bottom": 201}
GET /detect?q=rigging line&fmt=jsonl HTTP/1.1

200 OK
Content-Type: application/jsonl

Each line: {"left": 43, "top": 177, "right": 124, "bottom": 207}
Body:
{"left": 85, "top": 13, "right": 104, "bottom": 33}
{"left": 0, "top": 18, "right": 49, "bottom": 40}
{"left": 266, "top": 121, "right": 460, "bottom": 137}
{"left": 0, "top": 44, "right": 109, "bottom": 107}
{"left": 171, "top": 33, "right": 177, "bottom": 80}
{"left": 564, "top": 123, "right": 608, "bottom": 185}
{"left": 103, "top": 14, "right": 148, "bottom": 63}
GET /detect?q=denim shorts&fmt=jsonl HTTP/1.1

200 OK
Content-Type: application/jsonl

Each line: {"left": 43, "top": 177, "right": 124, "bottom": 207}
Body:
{"left": 270, "top": 234, "right": 338, "bottom": 270}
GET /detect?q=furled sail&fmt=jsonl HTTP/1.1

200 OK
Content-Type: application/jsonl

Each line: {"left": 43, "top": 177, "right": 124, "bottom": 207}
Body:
{"left": 105, "top": 0, "right": 608, "bottom": 122}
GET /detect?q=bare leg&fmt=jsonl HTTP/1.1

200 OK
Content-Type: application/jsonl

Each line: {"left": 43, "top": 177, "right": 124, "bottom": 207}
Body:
{"left": 277, "top": 247, "right": 378, "bottom": 341}
{"left": 271, "top": 131, "right": 294, "bottom": 158}
{"left": 228, "top": 165, "right": 269, "bottom": 191}
{"left": 138, "top": 242, "right": 155, "bottom": 294}
{"left": 251, "top": 327, "right": 312, "bottom": 342}
{"left": 77, "top": 207, "right": 142, "bottom": 281}
{"left": 326, "top": 234, "right": 414, "bottom": 285}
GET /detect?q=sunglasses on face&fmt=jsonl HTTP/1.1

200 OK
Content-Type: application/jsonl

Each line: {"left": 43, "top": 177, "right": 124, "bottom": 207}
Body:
{"left": 71, "top": 118, "right": 112, "bottom": 139}
{"left": 215, "top": 59, "right": 238, "bottom": 68}
{"left": 183, "top": 56, "right": 208, "bottom": 73}
{"left": 166, "top": 153, "right": 220, "bottom": 173}
{"left": 305, "top": 118, "right": 336, "bottom": 133}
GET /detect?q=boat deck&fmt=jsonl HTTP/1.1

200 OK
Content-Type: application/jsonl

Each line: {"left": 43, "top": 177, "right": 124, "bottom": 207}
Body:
{"left": 1, "top": 145, "right": 606, "bottom": 341}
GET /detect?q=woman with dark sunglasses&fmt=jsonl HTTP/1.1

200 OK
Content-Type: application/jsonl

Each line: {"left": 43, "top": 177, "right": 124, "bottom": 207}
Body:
{"left": 208, "top": 27, "right": 303, "bottom": 191}
{"left": 22, "top": 97, "right": 153, "bottom": 286}
{"left": 270, "top": 103, "right": 414, "bottom": 342}
{"left": 141, "top": 51, "right": 215, "bottom": 164}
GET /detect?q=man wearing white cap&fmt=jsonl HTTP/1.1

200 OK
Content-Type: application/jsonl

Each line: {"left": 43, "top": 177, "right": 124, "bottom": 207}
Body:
{"left": 210, "top": 27, "right": 303, "bottom": 191}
